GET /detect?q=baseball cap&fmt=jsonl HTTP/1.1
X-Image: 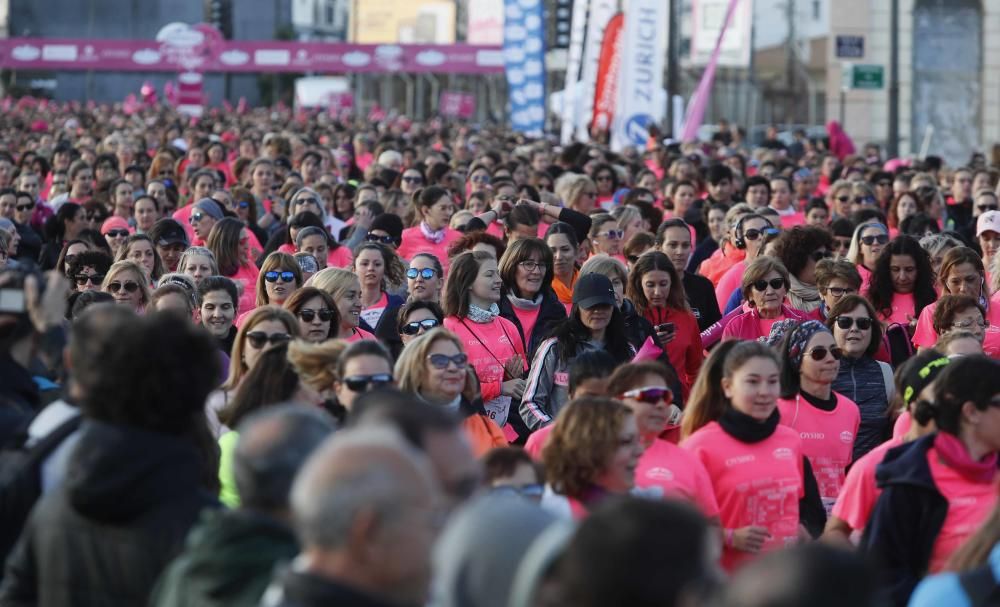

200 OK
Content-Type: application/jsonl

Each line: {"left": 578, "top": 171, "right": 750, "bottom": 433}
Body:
{"left": 977, "top": 211, "right": 1000, "bottom": 237}
{"left": 100, "top": 216, "right": 131, "bottom": 236}
{"left": 154, "top": 220, "right": 189, "bottom": 247}
{"left": 573, "top": 273, "right": 617, "bottom": 310}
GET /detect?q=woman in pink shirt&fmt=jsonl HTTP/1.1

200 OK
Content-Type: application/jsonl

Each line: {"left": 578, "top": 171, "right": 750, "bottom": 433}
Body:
{"left": 721, "top": 257, "right": 809, "bottom": 342}
{"left": 715, "top": 213, "right": 776, "bottom": 307}
{"left": 681, "top": 341, "right": 824, "bottom": 571}
{"left": 866, "top": 235, "right": 936, "bottom": 330}
{"left": 497, "top": 238, "right": 567, "bottom": 359}
{"left": 823, "top": 350, "right": 949, "bottom": 544}
{"left": 353, "top": 242, "right": 406, "bottom": 335}
{"left": 396, "top": 186, "right": 461, "bottom": 275}
{"left": 845, "top": 221, "right": 889, "bottom": 293}
{"left": 607, "top": 361, "right": 719, "bottom": 518}
{"left": 236, "top": 252, "right": 302, "bottom": 327}
{"left": 542, "top": 396, "right": 645, "bottom": 518}
{"left": 861, "top": 356, "right": 1000, "bottom": 606}
{"left": 588, "top": 213, "right": 627, "bottom": 265}
{"left": 443, "top": 251, "right": 528, "bottom": 430}
{"left": 308, "top": 267, "right": 376, "bottom": 342}
{"left": 207, "top": 217, "right": 259, "bottom": 315}
{"left": 773, "top": 320, "right": 860, "bottom": 514}
{"left": 912, "top": 247, "right": 1000, "bottom": 357}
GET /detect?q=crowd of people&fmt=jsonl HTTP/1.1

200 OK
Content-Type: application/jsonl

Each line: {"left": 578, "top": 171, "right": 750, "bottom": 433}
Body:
{"left": 1, "top": 101, "right": 1000, "bottom": 607}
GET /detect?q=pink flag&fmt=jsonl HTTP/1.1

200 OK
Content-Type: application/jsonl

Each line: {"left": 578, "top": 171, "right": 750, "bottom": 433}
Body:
{"left": 680, "top": 0, "right": 742, "bottom": 142}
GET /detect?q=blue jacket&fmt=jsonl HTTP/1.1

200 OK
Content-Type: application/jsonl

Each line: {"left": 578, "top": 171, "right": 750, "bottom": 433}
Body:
{"left": 910, "top": 542, "right": 1000, "bottom": 607}
{"left": 861, "top": 433, "right": 949, "bottom": 607}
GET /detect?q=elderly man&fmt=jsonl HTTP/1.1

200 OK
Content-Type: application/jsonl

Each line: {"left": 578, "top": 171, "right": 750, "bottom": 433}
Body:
{"left": 262, "top": 427, "right": 442, "bottom": 607}
{"left": 152, "top": 405, "right": 337, "bottom": 607}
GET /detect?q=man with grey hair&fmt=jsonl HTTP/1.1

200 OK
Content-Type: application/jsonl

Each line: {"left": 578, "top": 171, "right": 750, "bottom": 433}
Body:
{"left": 151, "top": 404, "right": 336, "bottom": 607}
{"left": 262, "top": 427, "right": 442, "bottom": 607}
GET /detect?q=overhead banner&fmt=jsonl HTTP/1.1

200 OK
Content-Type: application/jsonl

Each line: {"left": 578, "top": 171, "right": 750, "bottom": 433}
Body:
{"left": 503, "top": 0, "right": 546, "bottom": 136}
{"left": 575, "top": 0, "right": 617, "bottom": 141}
{"left": 559, "top": 0, "right": 590, "bottom": 143}
{"left": 611, "top": 0, "right": 669, "bottom": 150}
{"left": 0, "top": 37, "right": 504, "bottom": 74}
{"left": 590, "top": 12, "right": 624, "bottom": 134}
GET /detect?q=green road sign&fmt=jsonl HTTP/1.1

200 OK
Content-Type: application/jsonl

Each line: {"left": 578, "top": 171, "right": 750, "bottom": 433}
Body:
{"left": 850, "top": 64, "right": 884, "bottom": 90}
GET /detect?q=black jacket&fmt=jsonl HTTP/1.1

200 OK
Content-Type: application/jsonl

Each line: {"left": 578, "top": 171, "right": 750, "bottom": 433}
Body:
{"left": 0, "top": 354, "right": 38, "bottom": 445}
{"left": 861, "top": 433, "right": 949, "bottom": 607}
{"left": 261, "top": 568, "right": 398, "bottom": 607}
{"left": 498, "top": 288, "right": 567, "bottom": 360}
{"left": 683, "top": 271, "right": 722, "bottom": 331}
{"left": 13, "top": 222, "right": 41, "bottom": 268}
{"left": 0, "top": 420, "right": 219, "bottom": 607}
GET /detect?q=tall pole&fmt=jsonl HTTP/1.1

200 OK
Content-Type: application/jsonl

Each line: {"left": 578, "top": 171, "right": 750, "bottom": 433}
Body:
{"left": 887, "top": 0, "right": 900, "bottom": 158}
{"left": 666, "top": 0, "right": 679, "bottom": 136}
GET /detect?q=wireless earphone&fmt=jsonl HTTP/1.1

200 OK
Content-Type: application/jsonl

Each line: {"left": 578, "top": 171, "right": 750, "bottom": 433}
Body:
{"left": 733, "top": 214, "right": 775, "bottom": 250}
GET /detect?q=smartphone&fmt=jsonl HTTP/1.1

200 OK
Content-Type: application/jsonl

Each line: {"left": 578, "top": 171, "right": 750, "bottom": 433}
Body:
{"left": 656, "top": 322, "right": 675, "bottom": 335}
{"left": 0, "top": 288, "right": 26, "bottom": 313}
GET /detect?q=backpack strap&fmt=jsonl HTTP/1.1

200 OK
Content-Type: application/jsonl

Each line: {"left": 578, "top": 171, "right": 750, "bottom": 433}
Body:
{"left": 877, "top": 361, "right": 895, "bottom": 403}
{"left": 22, "top": 414, "right": 82, "bottom": 469}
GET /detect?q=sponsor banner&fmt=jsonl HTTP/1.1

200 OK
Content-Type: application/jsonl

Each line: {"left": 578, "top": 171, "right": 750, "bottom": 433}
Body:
{"left": 351, "top": 0, "right": 456, "bottom": 44}
{"left": 559, "top": 0, "right": 590, "bottom": 143}
{"left": 439, "top": 90, "right": 476, "bottom": 119}
{"left": 467, "top": 0, "right": 504, "bottom": 45}
{"left": 590, "top": 12, "right": 623, "bottom": 134}
{"left": 575, "top": 0, "right": 617, "bottom": 141}
{"left": 503, "top": 0, "right": 546, "bottom": 136}
{"left": 0, "top": 38, "right": 504, "bottom": 74}
{"left": 611, "top": 0, "right": 669, "bottom": 151}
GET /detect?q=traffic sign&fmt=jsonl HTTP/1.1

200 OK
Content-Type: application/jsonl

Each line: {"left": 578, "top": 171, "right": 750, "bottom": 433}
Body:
{"left": 841, "top": 63, "right": 884, "bottom": 90}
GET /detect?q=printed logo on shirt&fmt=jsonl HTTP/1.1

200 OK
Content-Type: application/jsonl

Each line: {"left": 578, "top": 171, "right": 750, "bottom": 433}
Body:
{"left": 646, "top": 466, "right": 675, "bottom": 481}
{"left": 800, "top": 432, "right": 825, "bottom": 440}
{"left": 725, "top": 454, "right": 756, "bottom": 467}
{"left": 953, "top": 496, "right": 979, "bottom": 507}
{"left": 772, "top": 447, "right": 794, "bottom": 460}
{"left": 554, "top": 372, "right": 569, "bottom": 386}
{"left": 839, "top": 431, "right": 854, "bottom": 444}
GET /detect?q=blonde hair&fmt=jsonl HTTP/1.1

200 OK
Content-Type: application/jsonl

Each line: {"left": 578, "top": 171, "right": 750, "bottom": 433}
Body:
{"left": 394, "top": 327, "right": 473, "bottom": 400}
{"left": 222, "top": 305, "right": 299, "bottom": 391}
{"left": 579, "top": 253, "right": 628, "bottom": 286}
{"left": 287, "top": 338, "right": 349, "bottom": 393}
{"left": 611, "top": 205, "right": 641, "bottom": 232}
{"left": 554, "top": 173, "right": 595, "bottom": 211}
{"left": 101, "top": 260, "right": 152, "bottom": 308}
{"left": 308, "top": 267, "right": 358, "bottom": 301}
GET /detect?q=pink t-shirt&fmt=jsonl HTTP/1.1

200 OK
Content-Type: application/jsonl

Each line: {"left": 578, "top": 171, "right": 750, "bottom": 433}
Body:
{"left": 893, "top": 411, "right": 911, "bottom": 440}
{"left": 878, "top": 291, "right": 916, "bottom": 325}
{"left": 857, "top": 264, "right": 873, "bottom": 295}
{"left": 230, "top": 263, "right": 259, "bottom": 315}
{"left": 758, "top": 315, "right": 785, "bottom": 339}
{"left": 926, "top": 446, "right": 998, "bottom": 572}
{"left": 360, "top": 291, "right": 389, "bottom": 329}
{"left": 913, "top": 295, "right": 1000, "bottom": 358}
{"left": 830, "top": 436, "right": 904, "bottom": 532}
{"left": 682, "top": 422, "right": 805, "bottom": 571}
{"left": 511, "top": 305, "right": 542, "bottom": 350}
{"left": 716, "top": 260, "right": 746, "bottom": 309}
{"left": 775, "top": 210, "right": 806, "bottom": 228}
{"left": 396, "top": 226, "right": 462, "bottom": 276}
{"left": 345, "top": 326, "right": 377, "bottom": 342}
{"left": 277, "top": 243, "right": 353, "bottom": 269}
{"left": 444, "top": 315, "right": 527, "bottom": 427}
{"left": 776, "top": 392, "right": 860, "bottom": 513}
{"left": 637, "top": 438, "right": 720, "bottom": 518}
{"left": 524, "top": 424, "right": 553, "bottom": 460}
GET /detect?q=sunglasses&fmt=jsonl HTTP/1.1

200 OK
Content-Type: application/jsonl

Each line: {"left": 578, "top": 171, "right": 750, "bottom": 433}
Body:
{"left": 407, "top": 267, "right": 437, "bottom": 280}
{"left": 106, "top": 229, "right": 129, "bottom": 238}
{"left": 824, "top": 286, "right": 856, "bottom": 297}
{"left": 806, "top": 345, "right": 843, "bottom": 361}
{"left": 854, "top": 196, "right": 876, "bottom": 205}
{"left": 74, "top": 274, "right": 104, "bottom": 286}
{"left": 402, "top": 176, "right": 423, "bottom": 184}
{"left": 15, "top": 203, "right": 34, "bottom": 212}
{"left": 470, "top": 175, "right": 491, "bottom": 184}
{"left": 836, "top": 195, "right": 851, "bottom": 203}
{"left": 401, "top": 318, "right": 439, "bottom": 335}
{"left": 264, "top": 270, "right": 297, "bottom": 283}
{"left": 366, "top": 234, "right": 396, "bottom": 245}
{"left": 835, "top": 316, "right": 873, "bottom": 330}
{"left": 245, "top": 331, "right": 292, "bottom": 349}
{"left": 298, "top": 308, "right": 334, "bottom": 323}
{"left": 978, "top": 204, "right": 998, "bottom": 212}
{"left": 833, "top": 238, "right": 851, "bottom": 249}
{"left": 860, "top": 234, "right": 889, "bottom": 246}
{"left": 810, "top": 250, "right": 831, "bottom": 262}
{"left": 428, "top": 353, "right": 468, "bottom": 370}
{"left": 107, "top": 280, "right": 139, "bottom": 293}
{"left": 343, "top": 373, "right": 393, "bottom": 392}
{"left": 621, "top": 386, "right": 673, "bottom": 404}
{"left": 190, "top": 213, "right": 205, "bottom": 223}
{"left": 600, "top": 229, "right": 624, "bottom": 240}
{"left": 744, "top": 227, "right": 778, "bottom": 241}
{"left": 296, "top": 198, "right": 321, "bottom": 207}
{"left": 238, "top": 200, "right": 250, "bottom": 209}
{"left": 752, "top": 278, "right": 786, "bottom": 291}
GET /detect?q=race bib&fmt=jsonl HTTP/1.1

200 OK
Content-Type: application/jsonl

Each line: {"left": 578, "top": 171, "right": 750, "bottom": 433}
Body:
{"left": 484, "top": 395, "right": 512, "bottom": 427}
{"left": 360, "top": 307, "right": 385, "bottom": 329}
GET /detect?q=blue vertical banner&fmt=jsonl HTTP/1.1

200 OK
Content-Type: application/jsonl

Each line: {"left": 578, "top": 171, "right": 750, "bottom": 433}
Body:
{"left": 503, "top": 0, "right": 546, "bottom": 136}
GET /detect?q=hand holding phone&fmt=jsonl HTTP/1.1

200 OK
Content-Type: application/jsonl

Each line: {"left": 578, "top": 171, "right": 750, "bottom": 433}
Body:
{"left": 655, "top": 322, "right": 676, "bottom": 346}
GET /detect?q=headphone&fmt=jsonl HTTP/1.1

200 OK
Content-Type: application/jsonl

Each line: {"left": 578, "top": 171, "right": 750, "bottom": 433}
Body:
{"left": 733, "top": 214, "right": 775, "bottom": 249}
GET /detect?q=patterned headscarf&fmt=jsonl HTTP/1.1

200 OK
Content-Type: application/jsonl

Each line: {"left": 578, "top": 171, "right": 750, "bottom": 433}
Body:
{"left": 781, "top": 320, "right": 832, "bottom": 372}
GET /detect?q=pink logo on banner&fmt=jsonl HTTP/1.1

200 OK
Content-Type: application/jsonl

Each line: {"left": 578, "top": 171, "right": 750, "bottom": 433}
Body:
{"left": 439, "top": 91, "right": 475, "bottom": 119}
{"left": 325, "top": 92, "right": 354, "bottom": 114}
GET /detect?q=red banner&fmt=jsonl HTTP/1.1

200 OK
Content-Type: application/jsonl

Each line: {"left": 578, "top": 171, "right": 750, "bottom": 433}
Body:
{"left": 590, "top": 12, "right": 624, "bottom": 133}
